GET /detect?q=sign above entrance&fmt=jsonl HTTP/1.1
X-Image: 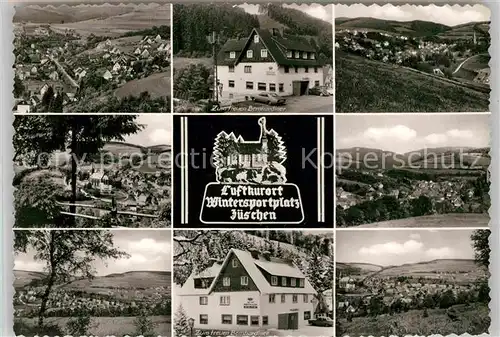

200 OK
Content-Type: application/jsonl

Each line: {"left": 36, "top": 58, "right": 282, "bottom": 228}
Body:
{"left": 243, "top": 298, "right": 258, "bottom": 309}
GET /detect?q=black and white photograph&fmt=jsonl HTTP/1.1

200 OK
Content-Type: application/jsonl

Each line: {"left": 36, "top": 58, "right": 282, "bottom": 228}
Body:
{"left": 172, "top": 4, "right": 333, "bottom": 113}
{"left": 12, "top": 1, "right": 171, "bottom": 113}
{"left": 335, "top": 4, "right": 490, "bottom": 112}
{"left": 173, "top": 115, "right": 333, "bottom": 227}
{"left": 13, "top": 114, "right": 172, "bottom": 228}
{"left": 173, "top": 230, "right": 333, "bottom": 336}
{"left": 13, "top": 229, "right": 171, "bottom": 336}
{"left": 336, "top": 114, "right": 490, "bottom": 228}
{"left": 336, "top": 229, "right": 490, "bottom": 337}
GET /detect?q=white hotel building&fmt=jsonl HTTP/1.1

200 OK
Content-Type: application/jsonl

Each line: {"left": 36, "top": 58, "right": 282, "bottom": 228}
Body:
{"left": 216, "top": 28, "right": 327, "bottom": 100}
{"left": 178, "top": 248, "right": 317, "bottom": 330}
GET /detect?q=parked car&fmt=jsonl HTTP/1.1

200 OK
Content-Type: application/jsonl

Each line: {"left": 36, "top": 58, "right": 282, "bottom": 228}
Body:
{"left": 309, "top": 86, "right": 329, "bottom": 96}
{"left": 308, "top": 316, "right": 334, "bottom": 327}
{"left": 250, "top": 92, "right": 286, "bottom": 105}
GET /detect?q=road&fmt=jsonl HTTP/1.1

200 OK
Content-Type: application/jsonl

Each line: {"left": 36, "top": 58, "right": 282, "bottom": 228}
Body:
{"left": 231, "top": 95, "right": 333, "bottom": 113}
{"left": 50, "top": 56, "right": 79, "bottom": 88}
{"left": 452, "top": 55, "right": 475, "bottom": 74}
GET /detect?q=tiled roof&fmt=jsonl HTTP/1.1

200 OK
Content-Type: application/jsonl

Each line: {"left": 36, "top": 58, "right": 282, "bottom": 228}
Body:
{"left": 178, "top": 263, "right": 222, "bottom": 296}
{"left": 216, "top": 28, "right": 322, "bottom": 67}
{"left": 181, "top": 248, "right": 317, "bottom": 296}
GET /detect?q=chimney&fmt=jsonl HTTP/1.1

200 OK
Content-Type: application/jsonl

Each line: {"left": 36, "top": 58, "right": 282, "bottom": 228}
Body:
{"left": 263, "top": 251, "right": 271, "bottom": 261}
{"left": 207, "top": 258, "right": 218, "bottom": 267}
{"left": 249, "top": 248, "right": 259, "bottom": 259}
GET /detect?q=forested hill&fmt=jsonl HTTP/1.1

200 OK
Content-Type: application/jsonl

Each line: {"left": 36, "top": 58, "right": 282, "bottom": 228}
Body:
{"left": 265, "top": 4, "right": 333, "bottom": 62}
{"left": 173, "top": 4, "right": 259, "bottom": 56}
{"left": 173, "top": 4, "right": 333, "bottom": 62}
{"left": 265, "top": 4, "right": 332, "bottom": 36}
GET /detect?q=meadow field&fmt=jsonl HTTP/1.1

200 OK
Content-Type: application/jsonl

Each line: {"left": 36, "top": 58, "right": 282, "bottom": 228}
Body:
{"left": 356, "top": 213, "right": 490, "bottom": 228}
{"left": 336, "top": 53, "right": 490, "bottom": 112}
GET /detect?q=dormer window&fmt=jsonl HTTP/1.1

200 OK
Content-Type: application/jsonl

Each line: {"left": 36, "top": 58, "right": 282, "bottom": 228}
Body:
{"left": 302, "top": 52, "right": 307, "bottom": 59}
{"left": 291, "top": 278, "right": 296, "bottom": 286}
{"left": 223, "top": 277, "right": 230, "bottom": 287}
{"left": 294, "top": 51, "right": 300, "bottom": 59}
{"left": 261, "top": 49, "right": 268, "bottom": 58}
{"left": 229, "top": 51, "right": 236, "bottom": 59}
{"left": 310, "top": 53, "right": 315, "bottom": 60}
{"left": 254, "top": 34, "right": 259, "bottom": 43}
{"left": 232, "top": 259, "right": 238, "bottom": 268}
{"left": 299, "top": 279, "right": 305, "bottom": 287}
{"left": 281, "top": 277, "right": 286, "bottom": 286}
{"left": 271, "top": 276, "right": 278, "bottom": 286}
{"left": 286, "top": 50, "right": 292, "bottom": 58}
{"left": 247, "top": 50, "right": 253, "bottom": 58}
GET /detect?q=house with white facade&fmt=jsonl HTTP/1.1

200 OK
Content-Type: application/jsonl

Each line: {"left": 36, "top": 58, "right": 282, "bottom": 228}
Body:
{"left": 178, "top": 248, "right": 317, "bottom": 330}
{"left": 216, "top": 28, "right": 325, "bottom": 101}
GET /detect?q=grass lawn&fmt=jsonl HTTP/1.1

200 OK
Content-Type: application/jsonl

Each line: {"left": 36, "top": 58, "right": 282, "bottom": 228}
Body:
{"left": 15, "top": 315, "right": 170, "bottom": 336}
{"left": 336, "top": 53, "right": 489, "bottom": 112}
{"left": 338, "top": 303, "right": 490, "bottom": 337}
{"left": 356, "top": 213, "right": 490, "bottom": 228}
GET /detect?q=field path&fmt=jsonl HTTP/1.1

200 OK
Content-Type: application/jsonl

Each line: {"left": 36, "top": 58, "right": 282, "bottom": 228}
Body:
{"left": 453, "top": 55, "right": 475, "bottom": 74}
{"left": 352, "top": 213, "right": 489, "bottom": 228}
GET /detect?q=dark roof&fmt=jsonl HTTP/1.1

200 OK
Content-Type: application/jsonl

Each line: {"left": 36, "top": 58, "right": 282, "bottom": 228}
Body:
{"left": 217, "top": 28, "right": 322, "bottom": 67}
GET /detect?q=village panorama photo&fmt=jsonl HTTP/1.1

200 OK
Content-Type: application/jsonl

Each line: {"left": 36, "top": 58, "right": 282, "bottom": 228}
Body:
{"left": 13, "top": 229, "right": 172, "bottom": 336}
{"left": 172, "top": 4, "right": 334, "bottom": 113}
{"left": 13, "top": 114, "right": 172, "bottom": 228}
{"left": 12, "top": 0, "right": 171, "bottom": 113}
{"left": 173, "top": 230, "right": 334, "bottom": 337}
{"left": 335, "top": 4, "right": 490, "bottom": 112}
{"left": 336, "top": 229, "right": 490, "bottom": 337}
{"left": 335, "top": 114, "right": 490, "bottom": 228}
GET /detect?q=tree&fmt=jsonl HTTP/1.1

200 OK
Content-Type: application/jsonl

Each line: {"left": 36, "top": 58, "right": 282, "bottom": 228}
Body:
{"left": 14, "top": 230, "right": 129, "bottom": 328}
{"left": 13, "top": 116, "right": 143, "bottom": 226}
{"left": 41, "top": 86, "right": 55, "bottom": 111}
{"left": 13, "top": 75, "right": 25, "bottom": 98}
{"left": 134, "top": 309, "right": 158, "bottom": 337}
{"left": 174, "top": 304, "right": 189, "bottom": 337}
{"left": 439, "top": 289, "right": 456, "bottom": 309}
{"left": 471, "top": 229, "right": 490, "bottom": 268}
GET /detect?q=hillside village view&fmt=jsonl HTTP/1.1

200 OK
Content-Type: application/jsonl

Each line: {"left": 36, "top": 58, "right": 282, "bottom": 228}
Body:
{"left": 13, "top": 115, "right": 172, "bottom": 228}
{"left": 13, "top": 2, "right": 171, "bottom": 113}
{"left": 336, "top": 229, "right": 490, "bottom": 337}
{"left": 335, "top": 5, "right": 491, "bottom": 112}
{"left": 173, "top": 4, "right": 334, "bottom": 113}
{"left": 13, "top": 230, "right": 171, "bottom": 337}
{"left": 336, "top": 115, "right": 490, "bottom": 228}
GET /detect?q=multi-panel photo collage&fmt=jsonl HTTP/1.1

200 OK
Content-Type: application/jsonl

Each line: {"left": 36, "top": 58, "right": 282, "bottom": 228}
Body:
{"left": 11, "top": 1, "right": 491, "bottom": 337}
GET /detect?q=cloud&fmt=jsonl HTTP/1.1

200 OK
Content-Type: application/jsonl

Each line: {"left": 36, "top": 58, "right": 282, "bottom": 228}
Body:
{"left": 149, "top": 128, "right": 172, "bottom": 145}
{"left": 424, "top": 133, "right": 448, "bottom": 144}
{"left": 363, "top": 125, "right": 418, "bottom": 142}
{"left": 425, "top": 247, "right": 457, "bottom": 259}
{"left": 15, "top": 259, "right": 45, "bottom": 272}
{"left": 340, "top": 124, "right": 483, "bottom": 153}
{"left": 359, "top": 239, "right": 423, "bottom": 256}
{"left": 409, "top": 233, "right": 421, "bottom": 240}
{"left": 335, "top": 4, "right": 489, "bottom": 26}
{"left": 127, "top": 238, "right": 171, "bottom": 255}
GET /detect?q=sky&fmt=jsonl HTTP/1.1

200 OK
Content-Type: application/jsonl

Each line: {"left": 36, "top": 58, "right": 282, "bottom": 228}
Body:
{"left": 335, "top": 4, "right": 490, "bottom": 27}
{"left": 336, "top": 114, "right": 490, "bottom": 154}
{"left": 122, "top": 115, "right": 172, "bottom": 147}
{"left": 337, "top": 229, "right": 476, "bottom": 266}
{"left": 239, "top": 4, "right": 333, "bottom": 24}
{"left": 14, "top": 230, "right": 171, "bottom": 276}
